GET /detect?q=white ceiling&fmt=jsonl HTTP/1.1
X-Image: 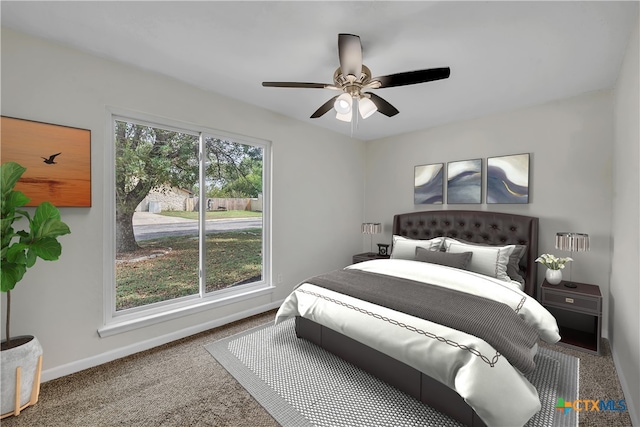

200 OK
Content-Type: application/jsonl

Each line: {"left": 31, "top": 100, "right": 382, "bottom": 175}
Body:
{"left": 2, "top": 1, "right": 638, "bottom": 141}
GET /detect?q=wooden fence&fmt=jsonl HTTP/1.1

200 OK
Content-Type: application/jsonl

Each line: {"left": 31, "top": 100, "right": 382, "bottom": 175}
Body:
{"left": 184, "top": 197, "right": 260, "bottom": 212}
{"left": 207, "top": 198, "right": 251, "bottom": 211}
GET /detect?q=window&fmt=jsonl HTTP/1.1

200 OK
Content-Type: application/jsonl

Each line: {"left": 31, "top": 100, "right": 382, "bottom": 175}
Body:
{"left": 100, "top": 109, "right": 271, "bottom": 336}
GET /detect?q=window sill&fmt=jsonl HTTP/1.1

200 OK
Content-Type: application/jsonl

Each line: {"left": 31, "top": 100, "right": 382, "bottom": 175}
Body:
{"left": 98, "top": 285, "right": 275, "bottom": 338}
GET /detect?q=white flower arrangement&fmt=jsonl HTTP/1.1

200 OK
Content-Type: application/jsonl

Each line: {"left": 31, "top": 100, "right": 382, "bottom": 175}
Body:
{"left": 535, "top": 253, "right": 573, "bottom": 270}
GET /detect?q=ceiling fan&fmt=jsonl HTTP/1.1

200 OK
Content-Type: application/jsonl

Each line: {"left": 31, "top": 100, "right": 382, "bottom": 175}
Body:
{"left": 262, "top": 33, "right": 450, "bottom": 122}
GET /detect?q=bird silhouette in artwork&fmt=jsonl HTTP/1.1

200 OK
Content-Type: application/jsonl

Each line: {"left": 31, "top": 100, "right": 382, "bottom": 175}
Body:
{"left": 42, "top": 153, "right": 61, "bottom": 164}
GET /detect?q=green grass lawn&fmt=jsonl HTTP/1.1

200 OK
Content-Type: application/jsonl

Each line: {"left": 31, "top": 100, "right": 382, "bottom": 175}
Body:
{"left": 159, "top": 210, "right": 262, "bottom": 220}
{"left": 116, "top": 229, "right": 262, "bottom": 311}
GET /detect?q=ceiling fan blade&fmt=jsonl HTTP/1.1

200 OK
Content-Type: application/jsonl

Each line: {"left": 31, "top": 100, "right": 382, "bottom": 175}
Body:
{"left": 310, "top": 95, "right": 340, "bottom": 118}
{"left": 338, "top": 33, "right": 362, "bottom": 79}
{"left": 262, "top": 82, "right": 332, "bottom": 89}
{"left": 374, "top": 67, "right": 451, "bottom": 88}
{"left": 367, "top": 93, "right": 399, "bottom": 117}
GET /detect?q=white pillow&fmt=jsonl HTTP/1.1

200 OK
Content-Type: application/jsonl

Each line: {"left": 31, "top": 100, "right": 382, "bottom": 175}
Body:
{"left": 391, "top": 235, "right": 443, "bottom": 260}
{"left": 444, "top": 240, "right": 515, "bottom": 282}
{"left": 443, "top": 237, "right": 527, "bottom": 283}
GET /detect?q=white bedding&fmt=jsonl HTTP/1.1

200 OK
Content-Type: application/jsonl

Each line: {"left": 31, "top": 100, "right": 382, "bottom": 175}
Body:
{"left": 275, "top": 259, "right": 560, "bottom": 427}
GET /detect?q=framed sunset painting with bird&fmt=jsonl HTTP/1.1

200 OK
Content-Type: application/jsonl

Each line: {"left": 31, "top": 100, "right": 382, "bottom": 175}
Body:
{"left": 1, "top": 116, "right": 91, "bottom": 207}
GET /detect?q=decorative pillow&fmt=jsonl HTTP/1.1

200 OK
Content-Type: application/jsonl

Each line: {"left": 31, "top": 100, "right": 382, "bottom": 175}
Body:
{"left": 444, "top": 240, "right": 515, "bottom": 282}
{"left": 415, "top": 247, "right": 473, "bottom": 270}
{"left": 443, "top": 238, "right": 527, "bottom": 284}
{"left": 390, "top": 235, "right": 444, "bottom": 260}
{"left": 506, "top": 245, "right": 527, "bottom": 285}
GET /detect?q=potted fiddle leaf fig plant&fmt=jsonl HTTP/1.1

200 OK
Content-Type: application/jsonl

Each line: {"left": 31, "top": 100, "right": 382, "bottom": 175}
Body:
{"left": 1, "top": 161, "right": 71, "bottom": 418}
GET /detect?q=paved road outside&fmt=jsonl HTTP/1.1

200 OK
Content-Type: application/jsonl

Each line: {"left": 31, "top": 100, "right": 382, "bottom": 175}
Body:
{"left": 132, "top": 212, "right": 262, "bottom": 241}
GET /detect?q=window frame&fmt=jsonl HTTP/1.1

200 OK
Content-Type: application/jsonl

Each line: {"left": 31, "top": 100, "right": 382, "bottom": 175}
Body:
{"left": 100, "top": 107, "right": 272, "bottom": 337}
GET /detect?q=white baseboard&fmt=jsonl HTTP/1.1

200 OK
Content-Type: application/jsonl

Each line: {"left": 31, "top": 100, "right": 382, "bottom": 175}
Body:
{"left": 41, "top": 300, "right": 283, "bottom": 382}
{"left": 611, "top": 345, "right": 639, "bottom": 426}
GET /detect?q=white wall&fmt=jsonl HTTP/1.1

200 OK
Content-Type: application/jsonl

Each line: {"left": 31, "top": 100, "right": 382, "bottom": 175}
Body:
{"left": 364, "top": 90, "right": 614, "bottom": 335}
{"left": 0, "top": 29, "right": 366, "bottom": 379}
{"left": 611, "top": 16, "right": 639, "bottom": 427}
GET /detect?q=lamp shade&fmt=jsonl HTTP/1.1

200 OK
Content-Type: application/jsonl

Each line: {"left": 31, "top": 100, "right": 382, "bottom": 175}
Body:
{"left": 555, "top": 232, "right": 590, "bottom": 252}
{"left": 358, "top": 97, "right": 377, "bottom": 119}
{"left": 335, "top": 110, "right": 353, "bottom": 122}
{"left": 334, "top": 93, "right": 352, "bottom": 114}
{"left": 361, "top": 223, "right": 382, "bottom": 234}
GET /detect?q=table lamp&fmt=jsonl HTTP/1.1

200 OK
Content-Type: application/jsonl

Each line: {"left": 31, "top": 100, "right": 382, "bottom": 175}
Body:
{"left": 555, "top": 232, "right": 590, "bottom": 288}
{"left": 361, "top": 223, "right": 382, "bottom": 255}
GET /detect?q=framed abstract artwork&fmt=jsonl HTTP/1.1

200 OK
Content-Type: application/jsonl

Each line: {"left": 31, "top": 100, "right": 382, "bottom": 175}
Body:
{"left": 486, "top": 153, "right": 529, "bottom": 204}
{"left": 414, "top": 163, "right": 444, "bottom": 204}
{"left": 447, "top": 158, "right": 482, "bottom": 204}
{"left": 1, "top": 116, "right": 91, "bottom": 207}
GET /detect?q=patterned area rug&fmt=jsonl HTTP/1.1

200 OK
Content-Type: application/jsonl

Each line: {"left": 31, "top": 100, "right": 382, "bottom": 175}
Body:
{"left": 205, "top": 318, "right": 578, "bottom": 427}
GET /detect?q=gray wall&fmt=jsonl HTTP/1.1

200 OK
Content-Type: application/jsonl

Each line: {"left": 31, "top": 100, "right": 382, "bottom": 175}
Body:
{"left": 611, "top": 17, "right": 639, "bottom": 427}
{"left": 364, "top": 90, "right": 614, "bottom": 317}
{"left": 0, "top": 28, "right": 365, "bottom": 379}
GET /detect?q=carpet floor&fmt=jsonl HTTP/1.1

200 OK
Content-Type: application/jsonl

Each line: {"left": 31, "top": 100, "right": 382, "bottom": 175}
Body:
{"left": 0, "top": 310, "right": 632, "bottom": 427}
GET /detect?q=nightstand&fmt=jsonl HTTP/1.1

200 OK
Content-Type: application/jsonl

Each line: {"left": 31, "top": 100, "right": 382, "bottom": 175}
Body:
{"left": 352, "top": 252, "right": 390, "bottom": 264}
{"left": 540, "top": 279, "right": 602, "bottom": 355}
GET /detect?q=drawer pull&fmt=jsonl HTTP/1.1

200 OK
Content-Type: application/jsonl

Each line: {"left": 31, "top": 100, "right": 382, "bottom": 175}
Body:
{"left": 565, "top": 297, "right": 574, "bottom": 304}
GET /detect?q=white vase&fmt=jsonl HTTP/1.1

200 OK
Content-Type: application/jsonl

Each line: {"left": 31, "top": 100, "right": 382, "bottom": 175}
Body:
{"left": 545, "top": 269, "right": 563, "bottom": 285}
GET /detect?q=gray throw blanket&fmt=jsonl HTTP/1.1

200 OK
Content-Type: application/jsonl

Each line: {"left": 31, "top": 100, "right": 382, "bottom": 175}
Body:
{"left": 304, "top": 269, "right": 539, "bottom": 374}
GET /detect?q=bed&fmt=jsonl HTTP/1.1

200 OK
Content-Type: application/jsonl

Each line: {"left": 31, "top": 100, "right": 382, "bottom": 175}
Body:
{"left": 275, "top": 210, "right": 560, "bottom": 427}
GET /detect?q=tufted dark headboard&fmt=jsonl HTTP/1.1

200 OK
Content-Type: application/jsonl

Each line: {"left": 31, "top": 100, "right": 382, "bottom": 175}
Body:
{"left": 392, "top": 210, "right": 539, "bottom": 298}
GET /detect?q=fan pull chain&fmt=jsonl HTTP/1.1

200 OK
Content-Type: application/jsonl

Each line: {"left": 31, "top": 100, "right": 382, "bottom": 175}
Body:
{"left": 351, "top": 97, "right": 359, "bottom": 137}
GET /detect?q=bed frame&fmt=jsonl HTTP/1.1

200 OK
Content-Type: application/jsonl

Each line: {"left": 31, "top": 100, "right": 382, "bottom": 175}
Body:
{"left": 296, "top": 210, "right": 539, "bottom": 427}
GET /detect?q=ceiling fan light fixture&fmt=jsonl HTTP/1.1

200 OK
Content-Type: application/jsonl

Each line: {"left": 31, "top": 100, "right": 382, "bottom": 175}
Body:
{"left": 334, "top": 93, "right": 352, "bottom": 114}
{"left": 262, "top": 34, "right": 451, "bottom": 123}
{"left": 335, "top": 110, "right": 353, "bottom": 122}
{"left": 358, "top": 97, "right": 377, "bottom": 119}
